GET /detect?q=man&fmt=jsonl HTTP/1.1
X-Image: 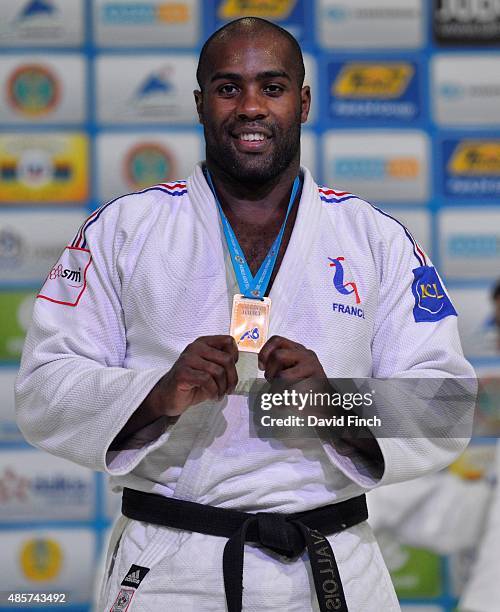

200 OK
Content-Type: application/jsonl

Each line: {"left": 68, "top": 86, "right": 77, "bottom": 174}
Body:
{"left": 460, "top": 440, "right": 500, "bottom": 612}
{"left": 488, "top": 280, "right": 500, "bottom": 352}
{"left": 463, "top": 279, "right": 500, "bottom": 357}
{"left": 16, "top": 17, "right": 474, "bottom": 612}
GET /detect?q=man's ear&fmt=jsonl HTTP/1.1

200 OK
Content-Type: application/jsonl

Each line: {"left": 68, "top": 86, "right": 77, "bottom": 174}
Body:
{"left": 193, "top": 90, "right": 203, "bottom": 125}
{"left": 300, "top": 85, "right": 311, "bottom": 124}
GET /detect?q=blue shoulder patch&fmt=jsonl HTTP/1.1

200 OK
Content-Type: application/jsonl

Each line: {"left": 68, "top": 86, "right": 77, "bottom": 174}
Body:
{"left": 411, "top": 266, "right": 457, "bottom": 323}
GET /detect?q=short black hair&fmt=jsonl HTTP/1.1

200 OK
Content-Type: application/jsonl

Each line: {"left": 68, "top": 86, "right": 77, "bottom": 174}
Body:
{"left": 196, "top": 17, "right": 305, "bottom": 90}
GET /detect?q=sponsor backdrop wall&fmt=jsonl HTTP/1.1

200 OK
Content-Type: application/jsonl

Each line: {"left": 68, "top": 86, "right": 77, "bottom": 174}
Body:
{"left": 0, "top": 0, "right": 499, "bottom": 610}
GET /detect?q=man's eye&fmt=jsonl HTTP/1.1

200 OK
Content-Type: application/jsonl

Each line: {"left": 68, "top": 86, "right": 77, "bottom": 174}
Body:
{"left": 219, "top": 84, "right": 239, "bottom": 95}
{"left": 264, "top": 84, "right": 284, "bottom": 95}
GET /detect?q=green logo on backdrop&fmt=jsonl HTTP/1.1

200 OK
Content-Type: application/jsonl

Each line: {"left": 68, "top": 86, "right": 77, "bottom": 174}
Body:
{"left": 390, "top": 545, "right": 442, "bottom": 598}
{"left": 0, "top": 290, "right": 36, "bottom": 361}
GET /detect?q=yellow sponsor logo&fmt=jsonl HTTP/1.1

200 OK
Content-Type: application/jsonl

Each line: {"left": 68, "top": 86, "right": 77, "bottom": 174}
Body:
{"left": 387, "top": 157, "right": 419, "bottom": 178}
{"left": 450, "top": 446, "right": 497, "bottom": 481}
{"left": 0, "top": 133, "right": 88, "bottom": 204}
{"left": 333, "top": 63, "right": 414, "bottom": 99}
{"left": 20, "top": 538, "right": 63, "bottom": 582}
{"left": 449, "top": 141, "right": 500, "bottom": 176}
{"left": 218, "top": 0, "right": 295, "bottom": 20}
{"left": 157, "top": 3, "right": 189, "bottom": 23}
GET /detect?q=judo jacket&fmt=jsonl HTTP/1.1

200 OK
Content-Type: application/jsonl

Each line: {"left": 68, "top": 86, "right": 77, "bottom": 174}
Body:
{"left": 15, "top": 164, "right": 475, "bottom": 611}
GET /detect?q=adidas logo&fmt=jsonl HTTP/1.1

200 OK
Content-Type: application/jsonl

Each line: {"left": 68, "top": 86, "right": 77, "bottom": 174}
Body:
{"left": 124, "top": 569, "right": 141, "bottom": 585}
{"left": 121, "top": 564, "right": 150, "bottom": 588}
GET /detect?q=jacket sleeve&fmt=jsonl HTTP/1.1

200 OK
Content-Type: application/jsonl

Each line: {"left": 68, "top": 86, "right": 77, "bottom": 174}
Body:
{"left": 15, "top": 196, "right": 171, "bottom": 475}
{"left": 326, "top": 204, "right": 476, "bottom": 489}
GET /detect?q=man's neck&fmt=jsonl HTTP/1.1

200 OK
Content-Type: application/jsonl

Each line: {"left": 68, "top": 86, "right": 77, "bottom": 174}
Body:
{"left": 204, "top": 159, "right": 301, "bottom": 226}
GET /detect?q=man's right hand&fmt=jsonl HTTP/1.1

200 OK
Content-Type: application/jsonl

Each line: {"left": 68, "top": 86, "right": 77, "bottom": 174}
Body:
{"left": 156, "top": 335, "right": 239, "bottom": 416}
{"left": 110, "top": 336, "right": 238, "bottom": 449}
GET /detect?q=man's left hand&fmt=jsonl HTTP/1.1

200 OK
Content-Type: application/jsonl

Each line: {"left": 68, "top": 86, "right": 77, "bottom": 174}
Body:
{"left": 258, "top": 335, "right": 327, "bottom": 382}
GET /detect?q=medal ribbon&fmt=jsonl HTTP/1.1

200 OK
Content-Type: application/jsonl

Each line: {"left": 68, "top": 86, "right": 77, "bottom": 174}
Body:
{"left": 206, "top": 169, "right": 300, "bottom": 299}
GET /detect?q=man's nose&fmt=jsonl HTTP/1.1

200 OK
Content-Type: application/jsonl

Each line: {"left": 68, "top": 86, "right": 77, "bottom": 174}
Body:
{"left": 236, "top": 87, "right": 268, "bottom": 121}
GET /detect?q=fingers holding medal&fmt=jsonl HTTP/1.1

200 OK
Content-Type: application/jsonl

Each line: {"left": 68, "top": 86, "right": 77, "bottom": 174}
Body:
{"left": 258, "top": 336, "right": 327, "bottom": 382}
{"left": 159, "top": 335, "right": 239, "bottom": 415}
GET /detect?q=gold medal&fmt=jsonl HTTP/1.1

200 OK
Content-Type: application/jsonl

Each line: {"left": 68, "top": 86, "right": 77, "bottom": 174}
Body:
{"left": 230, "top": 294, "right": 271, "bottom": 353}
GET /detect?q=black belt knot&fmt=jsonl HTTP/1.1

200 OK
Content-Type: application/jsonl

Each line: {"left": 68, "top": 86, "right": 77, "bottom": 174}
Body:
{"left": 253, "top": 512, "right": 304, "bottom": 558}
{"left": 122, "top": 488, "right": 368, "bottom": 612}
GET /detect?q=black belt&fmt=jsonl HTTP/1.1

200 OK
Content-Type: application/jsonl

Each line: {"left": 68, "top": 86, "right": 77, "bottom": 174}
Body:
{"left": 122, "top": 488, "right": 367, "bottom": 612}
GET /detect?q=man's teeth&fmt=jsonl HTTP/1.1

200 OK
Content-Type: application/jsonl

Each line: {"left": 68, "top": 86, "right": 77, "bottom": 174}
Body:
{"left": 240, "top": 133, "right": 266, "bottom": 141}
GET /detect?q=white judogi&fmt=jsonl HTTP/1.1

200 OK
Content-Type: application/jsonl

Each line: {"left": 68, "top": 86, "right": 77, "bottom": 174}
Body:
{"left": 15, "top": 165, "right": 474, "bottom": 611}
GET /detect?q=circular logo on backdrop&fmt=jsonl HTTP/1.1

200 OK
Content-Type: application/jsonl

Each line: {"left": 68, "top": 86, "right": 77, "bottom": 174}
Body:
{"left": 0, "top": 228, "right": 24, "bottom": 262}
{"left": 124, "top": 143, "right": 176, "bottom": 190}
{"left": 8, "top": 64, "right": 60, "bottom": 117}
{"left": 20, "top": 538, "right": 63, "bottom": 581}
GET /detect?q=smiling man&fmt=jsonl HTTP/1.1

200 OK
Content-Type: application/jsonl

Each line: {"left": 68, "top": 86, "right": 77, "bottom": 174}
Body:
{"left": 195, "top": 20, "right": 306, "bottom": 185}
{"left": 16, "top": 17, "right": 474, "bottom": 612}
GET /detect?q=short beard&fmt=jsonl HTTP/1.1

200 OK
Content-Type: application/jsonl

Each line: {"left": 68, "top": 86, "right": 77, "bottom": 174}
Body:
{"left": 204, "top": 120, "right": 301, "bottom": 186}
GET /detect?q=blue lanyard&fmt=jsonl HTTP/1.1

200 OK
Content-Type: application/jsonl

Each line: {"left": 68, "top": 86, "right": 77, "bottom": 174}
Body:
{"left": 206, "top": 169, "right": 300, "bottom": 300}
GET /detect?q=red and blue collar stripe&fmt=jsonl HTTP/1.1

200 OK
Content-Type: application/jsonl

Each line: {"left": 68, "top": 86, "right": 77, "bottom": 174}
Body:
{"left": 318, "top": 186, "right": 357, "bottom": 204}
{"left": 72, "top": 181, "right": 187, "bottom": 249}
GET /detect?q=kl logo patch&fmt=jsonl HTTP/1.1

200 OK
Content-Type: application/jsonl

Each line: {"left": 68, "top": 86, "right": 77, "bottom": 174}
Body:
{"left": 412, "top": 266, "right": 457, "bottom": 322}
{"left": 328, "top": 257, "right": 365, "bottom": 320}
{"left": 38, "top": 247, "right": 92, "bottom": 307}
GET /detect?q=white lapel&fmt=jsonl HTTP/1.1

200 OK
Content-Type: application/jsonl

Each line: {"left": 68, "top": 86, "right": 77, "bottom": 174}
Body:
{"left": 268, "top": 166, "right": 323, "bottom": 335}
{"left": 187, "top": 163, "right": 225, "bottom": 263}
{"left": 187, "top": 161, "right": 239, "bottom": 301}
{"left": 187, "top": 163, "right": 323, "bottom": 336}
